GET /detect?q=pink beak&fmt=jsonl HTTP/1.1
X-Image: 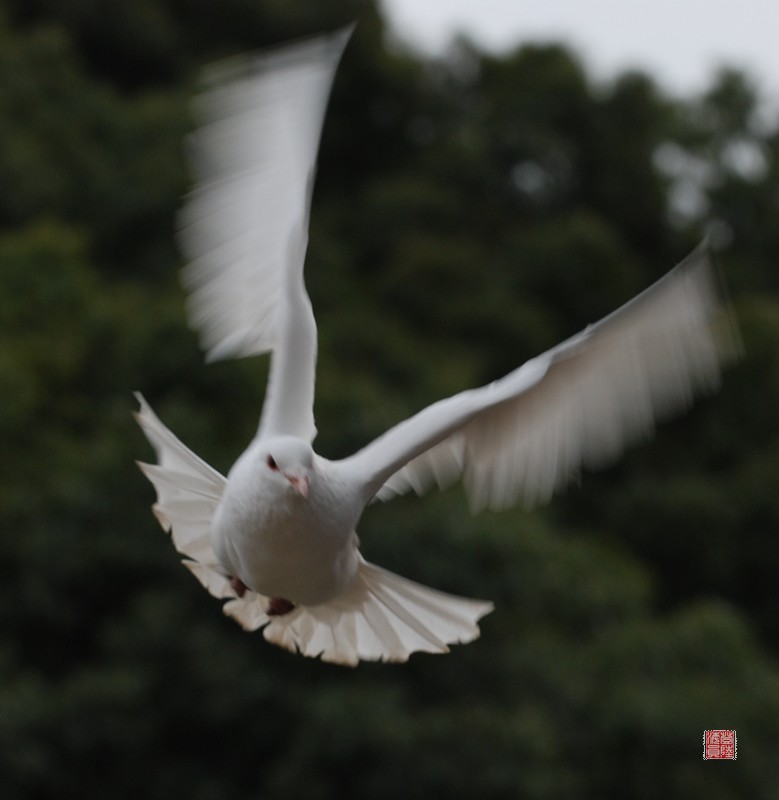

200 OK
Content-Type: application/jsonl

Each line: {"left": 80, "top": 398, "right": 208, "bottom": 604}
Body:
{"left": 285, "top": 472, "right": 310, "bottom": 498}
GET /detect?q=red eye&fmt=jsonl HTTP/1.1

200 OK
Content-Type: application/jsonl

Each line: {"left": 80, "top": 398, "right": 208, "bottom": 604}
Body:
{"left": 266, "top": 455, "right": 279, "bottom": 471}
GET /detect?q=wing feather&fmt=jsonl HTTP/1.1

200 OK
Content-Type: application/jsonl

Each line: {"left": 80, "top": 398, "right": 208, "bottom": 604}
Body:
{"left": 345, "top": 245, "right": 739, "bottom": 511}
{"left": 178, "top": 28, "right": 351, "bottom": 362}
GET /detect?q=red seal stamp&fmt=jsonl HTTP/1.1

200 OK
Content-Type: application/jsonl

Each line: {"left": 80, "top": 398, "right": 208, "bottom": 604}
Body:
{"left": 703, "top": 730, "right": 737, "bottom": 760}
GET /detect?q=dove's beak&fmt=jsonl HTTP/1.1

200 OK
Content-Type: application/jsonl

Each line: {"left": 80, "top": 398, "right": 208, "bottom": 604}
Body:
{"left": 285, "top": 471, "right": 310, "bottom": 498}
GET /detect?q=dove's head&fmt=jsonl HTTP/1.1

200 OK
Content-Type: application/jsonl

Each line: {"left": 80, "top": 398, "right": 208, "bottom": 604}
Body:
{"left": 262, "top": 437, "right": 314, "bottom": 499}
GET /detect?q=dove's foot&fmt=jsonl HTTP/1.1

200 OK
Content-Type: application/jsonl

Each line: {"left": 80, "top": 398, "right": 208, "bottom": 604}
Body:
{"left": 268, "top": 597, "right": 296, "bottom": 616}
{"left": 229, "top": 577, "right": 294, "bottom": 616}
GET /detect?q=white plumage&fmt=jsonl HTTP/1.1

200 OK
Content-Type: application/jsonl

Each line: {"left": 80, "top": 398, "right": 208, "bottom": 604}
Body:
{"left": 135, "top": 28, "right": 739, "bottom": 665}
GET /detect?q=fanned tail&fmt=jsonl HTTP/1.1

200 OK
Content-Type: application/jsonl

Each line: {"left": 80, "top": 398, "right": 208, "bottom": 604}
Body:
{"left": 225, "top": 557, "right": 493, "bottom": 666}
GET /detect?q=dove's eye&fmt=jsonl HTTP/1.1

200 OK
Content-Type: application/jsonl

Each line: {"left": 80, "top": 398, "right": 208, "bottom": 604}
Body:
{"left": 266, "top": 455, "right": 279, "bottom": 471}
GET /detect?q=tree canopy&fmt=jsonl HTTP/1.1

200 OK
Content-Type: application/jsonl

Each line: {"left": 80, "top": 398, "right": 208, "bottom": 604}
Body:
{"left": 1, "top": 1, "right": 778, "bottom": 797}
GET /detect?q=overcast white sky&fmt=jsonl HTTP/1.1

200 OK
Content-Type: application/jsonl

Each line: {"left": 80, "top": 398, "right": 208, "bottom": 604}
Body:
{"left": 381, "top": 0, "right": 779, "bottom": 106}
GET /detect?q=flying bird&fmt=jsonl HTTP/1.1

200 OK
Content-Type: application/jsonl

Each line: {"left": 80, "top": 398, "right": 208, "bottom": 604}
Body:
{"left": 135, "top": 28, "right": 738, "bottom": 665}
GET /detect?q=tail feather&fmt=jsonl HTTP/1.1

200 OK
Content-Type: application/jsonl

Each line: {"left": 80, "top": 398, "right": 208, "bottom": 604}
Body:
{"left": 184, "top": 560, "right": 235, "bottom": 599}
{"left": 253, "top": 558, "right": 493, "bottom": 666}
{"left": 134, "top": 393, "right": 226, "bottom": 561}
{"left": 134, "top": 393, "right": 234, "bottom": 594}
{"left": 222, "top": 589, "right": 272, "bottom": 630}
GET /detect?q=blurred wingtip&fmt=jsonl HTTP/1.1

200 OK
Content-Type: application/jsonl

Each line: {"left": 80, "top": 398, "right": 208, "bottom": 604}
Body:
{"left": 198, "top": 23, "right": 355, "bottom": 90}
{"left": 179, "top": 26, "right": 350, "bottom": 365}
{"left": 688, "top": 234, "right": 744, "bottom": 366}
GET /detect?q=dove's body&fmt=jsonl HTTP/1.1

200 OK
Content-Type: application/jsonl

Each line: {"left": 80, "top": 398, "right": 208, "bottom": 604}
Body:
{"left": 213, "top": 445, "right": 362, "bottom": 607}
{"left": 135, "top": 29, "right": 738, "bottom": 665}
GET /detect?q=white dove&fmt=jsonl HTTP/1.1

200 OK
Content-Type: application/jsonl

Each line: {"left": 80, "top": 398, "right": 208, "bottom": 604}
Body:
{"left": 135, "top": 28, "right": 739, "bottom": 666}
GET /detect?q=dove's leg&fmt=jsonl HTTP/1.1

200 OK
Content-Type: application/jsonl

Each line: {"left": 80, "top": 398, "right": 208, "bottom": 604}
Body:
{"left": 268, "top": 598, "right": 296, "bottom": 616}
{"left": 229, "top": 575, "right": 295, "bottom": 615}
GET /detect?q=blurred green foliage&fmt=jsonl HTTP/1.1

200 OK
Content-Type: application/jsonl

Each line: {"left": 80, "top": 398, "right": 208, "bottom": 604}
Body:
{"left": 1, "top": 0, "right": 778, "bottom": 797}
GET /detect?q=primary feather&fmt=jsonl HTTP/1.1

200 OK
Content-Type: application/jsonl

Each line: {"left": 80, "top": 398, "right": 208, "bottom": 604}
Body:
{"left": 135, "top": 28, "right": 738, "bottom": 666}
{"left": 179, "top": 28, "right": 349, "bottom": 364}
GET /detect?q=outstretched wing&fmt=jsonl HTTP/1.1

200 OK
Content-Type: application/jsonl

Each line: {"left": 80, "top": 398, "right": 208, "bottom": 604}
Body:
{"left": 179, "top": 28, "right": 350, "bottom": 363}
{"left": 178, "top": 28, "right": 351, "bottom": 441}
{"left": 344, "top": 245, "right": 740, "bottom": 511}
